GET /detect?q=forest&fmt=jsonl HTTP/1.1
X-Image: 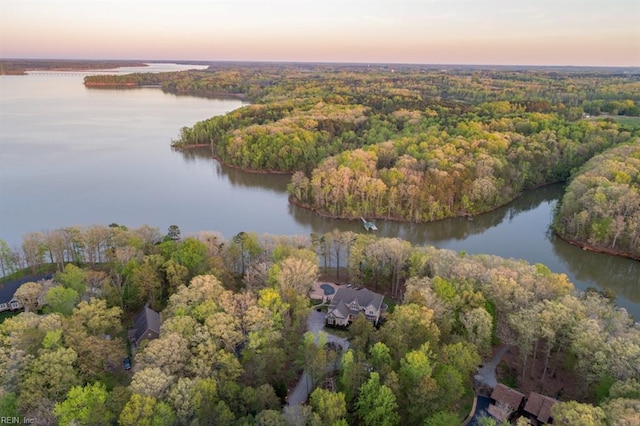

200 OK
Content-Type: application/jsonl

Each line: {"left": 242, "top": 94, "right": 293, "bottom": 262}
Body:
{"left": 554, "top": 143, "right": 640, "bottom": 259}
{"left": 84, "top": 65, "right": 640, "bottom": 230}
{"left": 0, "top": 225, "right": 639, "bottom": 425}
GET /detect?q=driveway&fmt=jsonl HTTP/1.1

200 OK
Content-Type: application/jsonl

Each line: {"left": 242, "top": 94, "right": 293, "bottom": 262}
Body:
{"left": 286, "top": 310, "right": 350, "bottom": 405}
{"left": 307, "top": 310, "right": 350, "bottom": 349}
{"left": 474, "top": 345, "right": 512, "bottom": 389}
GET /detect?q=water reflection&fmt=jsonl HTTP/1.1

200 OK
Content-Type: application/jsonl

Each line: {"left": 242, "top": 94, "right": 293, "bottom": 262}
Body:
{"left": 551, "top": 234, "right": 640, "bottom": 310}
{"left": 177, "top": 147, "right": 291, "bottom": 193}
{"left": 285, "top": 182, "right": 565, "bottom": 245}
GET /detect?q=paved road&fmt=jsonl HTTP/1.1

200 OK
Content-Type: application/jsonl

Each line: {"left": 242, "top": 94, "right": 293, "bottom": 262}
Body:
{"left": 286, "top": 310, "right": 350, "bottom": 405}
{"left": 474, "top": 345, "right": 512, "bottom": 389}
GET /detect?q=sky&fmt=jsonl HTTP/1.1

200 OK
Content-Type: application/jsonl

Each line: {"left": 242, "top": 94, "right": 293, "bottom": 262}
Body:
{"left": 1, "top": 0, "right": 639, "bottom": 66}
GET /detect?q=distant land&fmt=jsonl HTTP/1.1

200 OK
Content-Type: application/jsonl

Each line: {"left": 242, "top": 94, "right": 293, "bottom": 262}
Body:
{"left": 1, "top": 58, "right": 639, "bottom": 76}
{"left": 0, "top": 59, "right": 150, "bottom": 75}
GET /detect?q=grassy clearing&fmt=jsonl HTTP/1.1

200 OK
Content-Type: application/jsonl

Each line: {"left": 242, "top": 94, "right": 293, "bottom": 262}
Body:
{"left": 611, "top": 115, "right": 640, "bottom": 130}
{"left": 584, "top": 115, "right": 640, "bottom": 130}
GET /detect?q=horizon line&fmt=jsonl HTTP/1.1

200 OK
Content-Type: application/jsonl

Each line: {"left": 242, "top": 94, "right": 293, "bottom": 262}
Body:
{"left": 2, "top": 57, "right": 640, "bottom": 70}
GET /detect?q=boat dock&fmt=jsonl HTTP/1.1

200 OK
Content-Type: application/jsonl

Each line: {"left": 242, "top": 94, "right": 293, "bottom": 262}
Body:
{"left": 361, "top": 217, "right": 378, "bottom": 231}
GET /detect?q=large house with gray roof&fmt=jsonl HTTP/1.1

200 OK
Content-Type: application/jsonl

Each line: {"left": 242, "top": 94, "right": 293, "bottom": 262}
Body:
{"left": 325, "top": 287, "right": 385, "bottom": 327}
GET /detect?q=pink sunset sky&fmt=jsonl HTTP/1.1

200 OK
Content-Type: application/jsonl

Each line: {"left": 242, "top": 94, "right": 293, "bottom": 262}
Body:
{"left": 1, "top": 0, "right": 639, "bottom": 66}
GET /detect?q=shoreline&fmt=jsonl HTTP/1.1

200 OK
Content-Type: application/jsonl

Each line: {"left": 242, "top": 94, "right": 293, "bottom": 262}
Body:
{"left": 171, "top": 144, "right": 294, "bottom": 175}
{"left": 554, "top": 232, "right": 640, "bottom": 262}
{"left": 287, "top": 190, "right": 548, "bottom": 225}
{"left": 84, "top": 82, "right": 139, "bottom": 88}
{"left": 82, "top": 82, "right": 248, "bottom": 101}
{"left": 171, "top": 143, "right": 639, "bottom": 264}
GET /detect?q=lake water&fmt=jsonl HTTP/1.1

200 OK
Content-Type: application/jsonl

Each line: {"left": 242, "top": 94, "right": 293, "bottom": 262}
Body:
{"left": 1, "top": 64, "right": 638, "bottom": 318}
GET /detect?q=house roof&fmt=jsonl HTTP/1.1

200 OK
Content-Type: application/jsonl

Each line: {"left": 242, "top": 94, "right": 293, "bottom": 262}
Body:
{"left": 327, "top": 287, "right": 384, "bottom": 319}
{"left": 133, "top": 306, "right": 161, "bottom": 344}
{"left": 524, "top": 392, "right": 558, "bottom": 424}
{"left": 0, "top": 282, "right": 21, "bottom": 304}
{"left": 0, "top": 274, "right": 53, "bottom": 304}
{"left": 491, "top": 384, "right": 526, "bottom": 410}
{"left": 329, "top": 300, "right": 350, "bottom": 319}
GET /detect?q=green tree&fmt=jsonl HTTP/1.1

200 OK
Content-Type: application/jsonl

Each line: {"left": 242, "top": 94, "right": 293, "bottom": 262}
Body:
{"left": 163, "top": 258, "right": 189, "bottom": 293}
{"left": 69, "top": 298, "right": 122, "bottom": 336}
{"left": 166, "top": 377, "right": 196, "bottom": 420}
{"left": 118, "top": 393, "right": 177, "bottom": 426}
{"left": 44, "top": 286, "right": 79, "bottom": 316}
{"left": 433, "top": 365, "right": 465, "bottom": 410}
{"left": 355, "top": 372, "right": 400, "bottom": 426}
{"left": 477, "top": 416, "right": 498, "bottom": 426}
{"left": 171, "top": 237, "right": 209, "bottom": 277}
{"left": 348, "top": 313, "right": 376, "bottom": 356}
{"left": 423, "top": 411, "right": 462, "bottom": 426}
{"left": 339, "top": 349, "right": 367, "bottom": 403}
{"left": 54, "top": 381, "right": 113, "bottom": 425}
{"left": 369, "top": 341, "right": 393, "bottom": 379}
{"left": 551, "top": 401, "right": 606, "bottom": 426}
{"left": 609, "top": 378, "right": 640, "bottom": 399}
{"left": 105, "top": 386, "right": 131, "bottom": 424}
{"left": 56, "top": 264, "right": 88, "bottom": 295}
{"left": 64, "top": 299, "right": 124, "bottom": 380}
{"left": 439, "top": 342, "right": 481, "bottom": 379}
{"left": 309, "top": 388, "right": 347, "bottom": 425}
{"left": 127, "top": 257, "right": 163, "bottom": 311}
{"left": 398, "top": 345, "right": 438, "bottom": 422}
{"left": 255, "top": 409, "right": 287, "bottom": 426}
{"left": 378, "top": 303, "right": 440, "bottom": 360}
{"left": 0, "top": 392, "right": 18, "bottom": 419}
{"left": 20, "top": 347, "right": 79, "bottom": 408}
{"left": 189, "top": 378, "right": 237, "bottom": 424}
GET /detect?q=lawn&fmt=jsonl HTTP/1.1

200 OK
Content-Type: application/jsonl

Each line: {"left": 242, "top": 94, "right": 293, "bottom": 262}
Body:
{"left": 0, "top": 310, "right": 21, "bottom": 324}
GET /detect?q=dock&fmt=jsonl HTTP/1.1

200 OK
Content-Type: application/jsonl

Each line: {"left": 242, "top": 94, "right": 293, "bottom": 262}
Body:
{"left": 361, "top": 217, "right": 378, "bottom": 231}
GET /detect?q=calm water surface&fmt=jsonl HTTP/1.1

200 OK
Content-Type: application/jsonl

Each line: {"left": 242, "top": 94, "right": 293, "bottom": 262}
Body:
{"left": 1, "top": 65, "right": 638, "bottom": 318}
